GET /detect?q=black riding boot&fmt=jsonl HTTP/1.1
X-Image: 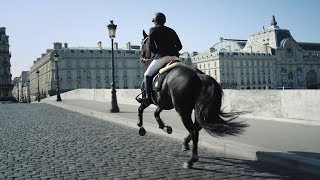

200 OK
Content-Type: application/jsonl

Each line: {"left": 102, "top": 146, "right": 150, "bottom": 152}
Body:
{"left": 141, "top": 76, "right": 152, "bottom": 105}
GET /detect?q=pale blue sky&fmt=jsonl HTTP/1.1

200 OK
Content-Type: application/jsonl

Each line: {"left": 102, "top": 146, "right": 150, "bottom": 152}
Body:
{"left": 2, "top": 0, "right": 320, "bottom": 77}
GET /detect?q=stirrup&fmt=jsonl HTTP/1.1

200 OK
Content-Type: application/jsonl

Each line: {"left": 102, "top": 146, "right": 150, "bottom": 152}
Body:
{"left": 136, "top": 97, "right": 143, "bottom": 103}
{"left": 139, "top": 97, "right": 152, "bottom": 105}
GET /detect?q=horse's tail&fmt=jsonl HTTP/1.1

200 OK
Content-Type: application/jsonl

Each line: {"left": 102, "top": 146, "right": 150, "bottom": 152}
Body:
{"left": 195, "top": 74, "right": 248, "bottom": 137}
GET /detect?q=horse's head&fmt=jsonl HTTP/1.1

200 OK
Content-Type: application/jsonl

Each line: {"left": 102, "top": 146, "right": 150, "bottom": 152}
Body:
{"left": 140, "top": 30, "right": 152, "bottom": 61}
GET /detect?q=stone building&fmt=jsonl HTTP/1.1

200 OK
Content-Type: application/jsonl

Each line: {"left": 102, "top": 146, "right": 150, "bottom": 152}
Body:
{"left": 0, "top": 27, "right": 13, "bottom": 100}
{"left": 192, "top": 15, "right": 320, "bottom": 89}
{"left": 29, "top": 42, "right": 144, "bottom": 100}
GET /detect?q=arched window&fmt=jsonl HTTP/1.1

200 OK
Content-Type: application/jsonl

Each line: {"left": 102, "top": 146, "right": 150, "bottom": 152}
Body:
{"left": 288, "top": 71, "right": 294, "bottom": 80}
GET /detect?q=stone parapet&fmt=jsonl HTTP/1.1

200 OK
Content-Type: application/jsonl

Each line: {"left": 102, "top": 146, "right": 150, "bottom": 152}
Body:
{"left": 49, "top": 89, "right": 320, "bottom": 123}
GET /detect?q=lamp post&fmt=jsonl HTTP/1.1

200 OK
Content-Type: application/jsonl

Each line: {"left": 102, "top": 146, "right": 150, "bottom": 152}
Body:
{"left": 107, "top": 20, "right": 120, "bottom": 113}
{"left": 36, "top": 70, "right": 40, "bottom": 102}
{"left": 54, "top": 53, "right": 62, "bottom": 101}
{"left": 27, "top": 79, "right": 31, "bottom": 103}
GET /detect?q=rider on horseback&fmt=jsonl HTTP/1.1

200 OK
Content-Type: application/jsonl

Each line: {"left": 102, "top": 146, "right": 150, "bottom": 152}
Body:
{"left": 140, "top": 12, "right": 183, "bottom": 106}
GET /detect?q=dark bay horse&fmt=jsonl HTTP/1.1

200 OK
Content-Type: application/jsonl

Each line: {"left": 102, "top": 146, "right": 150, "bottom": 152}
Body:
{"left": 137, "top": 30, "right": 248, "bottom": 169}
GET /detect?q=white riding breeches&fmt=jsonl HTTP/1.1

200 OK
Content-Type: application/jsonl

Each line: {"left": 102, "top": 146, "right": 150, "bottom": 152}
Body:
{"left": 144, "top": 56, "right": 179, "bottom": 78}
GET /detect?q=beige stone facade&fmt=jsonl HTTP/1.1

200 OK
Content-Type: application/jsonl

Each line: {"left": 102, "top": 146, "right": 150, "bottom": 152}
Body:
{"left": 192, "top": 16, "right": 320, "bottom": 89}
{"left": 28, "top": 42, "right": 144, "bottom": 101}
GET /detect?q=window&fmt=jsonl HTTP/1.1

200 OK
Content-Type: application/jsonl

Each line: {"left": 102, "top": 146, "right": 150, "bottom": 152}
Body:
{"left": 77, "top": 60, "right": 81, "bottom": 67}
{"left": 67, "top": 71, "right": 71, "bottom": 79}
{"left": 67, "top": 60, "right": 71, "bottom": 67}
{"left": 96, "top": 71, "right": 100, "bottom": 78}
{"left": 96, "top": 61, "right": 99, "bottom": 67}
{"left": 77, "top": 71, "right": 81, "bottom": 79}
{"left": 87, "top": 71, "right": 91, "bottom": 78}
{"left": 86, "top": 60, "right": 90, "bottom": 67}
{"left": 105, "top": 70, "right": 109, "bottom": 78}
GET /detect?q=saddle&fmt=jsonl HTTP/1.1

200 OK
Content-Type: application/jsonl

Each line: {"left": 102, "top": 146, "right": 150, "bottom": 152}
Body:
{"left": 152, "top": 61, "right": 191, "bottom": 91}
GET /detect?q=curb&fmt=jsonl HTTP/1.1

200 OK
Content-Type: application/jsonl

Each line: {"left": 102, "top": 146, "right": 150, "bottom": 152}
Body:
{"left": 43, "top": 100, "right": 320, "bottom": 177}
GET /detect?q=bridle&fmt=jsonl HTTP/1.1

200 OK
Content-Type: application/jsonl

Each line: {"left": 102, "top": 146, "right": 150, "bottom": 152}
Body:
{"left": 140, "top": 37, "right": 152, "bottom": 63}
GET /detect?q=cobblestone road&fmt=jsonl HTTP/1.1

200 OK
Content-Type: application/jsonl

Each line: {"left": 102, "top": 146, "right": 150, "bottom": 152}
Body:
{"left": 0, "top": 103, "right": 317, "bottom": 179}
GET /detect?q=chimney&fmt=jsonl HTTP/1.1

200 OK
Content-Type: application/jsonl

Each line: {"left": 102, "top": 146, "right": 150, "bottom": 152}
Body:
{"left": 97, "top": 41, "right": 102, "bottom": 49}
{"left": 126, "top": 42, "right": 131, "bottom": 50}
{"left": 113, "top": 42, "right": 118, "bottom": 50}
{"left": 192, "top": 51, "right": 198, "bottom": 56}
{"left": 41, "top": 53, "right": 46, "bottom": 58}
{"left": 64, "top": 42, "right": 68, "bottom": 48}
{"left": 53, "top": 42, "right": 62, "bottom": 50}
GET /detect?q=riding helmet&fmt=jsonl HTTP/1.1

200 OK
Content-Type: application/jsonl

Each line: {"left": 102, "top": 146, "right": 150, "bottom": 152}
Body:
{"left": 152, "top": 12, "right": 166, "bottom": 25}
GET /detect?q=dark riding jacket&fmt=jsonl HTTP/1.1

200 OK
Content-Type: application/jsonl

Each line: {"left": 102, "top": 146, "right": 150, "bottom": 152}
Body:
{"left": 148, "top": 25, "right": 182, "bottom": 59}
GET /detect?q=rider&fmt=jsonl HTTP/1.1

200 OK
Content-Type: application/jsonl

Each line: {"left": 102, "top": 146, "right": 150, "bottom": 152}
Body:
{"left": 140, "top": 12, "right": 182, "bottom": 106}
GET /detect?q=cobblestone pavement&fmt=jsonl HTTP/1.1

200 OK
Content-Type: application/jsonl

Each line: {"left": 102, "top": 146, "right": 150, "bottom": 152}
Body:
{"left": 0, "top": 104, "right": 317, "bottom": 179}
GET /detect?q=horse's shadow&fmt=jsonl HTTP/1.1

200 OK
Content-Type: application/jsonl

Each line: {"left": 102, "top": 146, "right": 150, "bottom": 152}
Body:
{"left": 179, "top": 153, "right": 317, "bottom": 179}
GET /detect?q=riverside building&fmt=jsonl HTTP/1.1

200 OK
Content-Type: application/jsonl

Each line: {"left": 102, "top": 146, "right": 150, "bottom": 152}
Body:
{"left": 29, "top": 42, "right": 144, "bottom": 100}
{"left": 192, "top": 15, "right": 320, "bottom": 89}
{"left": 0, "top": 27, "right": 13, "bottom": 100}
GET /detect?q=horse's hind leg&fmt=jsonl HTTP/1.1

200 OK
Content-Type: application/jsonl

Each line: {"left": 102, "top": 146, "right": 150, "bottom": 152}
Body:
{"left": 182, "top": 114, "right": 202, "bottom": 152}
{"left": 182, "top": 134, "right": 191, "bottom": 151}
{"left": 176, "top": 108, "right": 199, "bottom": 168}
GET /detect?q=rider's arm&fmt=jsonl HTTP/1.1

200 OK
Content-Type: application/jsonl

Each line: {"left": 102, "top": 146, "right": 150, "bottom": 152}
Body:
{"left": 148, "top": 28, "right": 158, "bottom": 55}
{"left": 173, "top": 30, "right": 182, "bottom": 51}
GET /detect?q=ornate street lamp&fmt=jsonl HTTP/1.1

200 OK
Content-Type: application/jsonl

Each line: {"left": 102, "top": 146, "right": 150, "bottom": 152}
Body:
{"left": 54, "top": 53, "right": 62, "bottom": 101}
{"left": 107, "top": 20, "right": 120, "bottom": 113}
{"left": 36, "top": 70, "right": 40, "bottom": 102}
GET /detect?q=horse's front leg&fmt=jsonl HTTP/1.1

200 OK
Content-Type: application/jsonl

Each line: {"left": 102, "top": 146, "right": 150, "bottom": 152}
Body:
{"left": 154, "top": 106, "right": 164, "bottom": 129}
{"left": 137, "top": 103, "right": 148, "bottom": 136}
{"left": 154, "top": 106, "right": 172, "bottom": 134}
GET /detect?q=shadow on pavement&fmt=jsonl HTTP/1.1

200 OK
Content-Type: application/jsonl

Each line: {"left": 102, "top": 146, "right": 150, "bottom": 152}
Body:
{"left": 256, "top": 151, "right": 320, "bottom": 177}
{"left": 191, "top": 155, "right": 317, "bottom": 179}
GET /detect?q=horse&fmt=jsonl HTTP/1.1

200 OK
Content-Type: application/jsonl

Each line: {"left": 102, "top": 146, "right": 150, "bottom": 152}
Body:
{"left": 136, "top": 30, "right": 248, "bottom": 169}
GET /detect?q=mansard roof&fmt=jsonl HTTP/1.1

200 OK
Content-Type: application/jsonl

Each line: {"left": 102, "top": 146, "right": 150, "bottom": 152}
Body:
{"left": 222, "top": 39, "right": 247, "bottom": 48}
{"left": 275, "top": 29, "right": 293, "bottom": 47}
{"left": 298, "top": 42, "right": 320, "bottom": 51}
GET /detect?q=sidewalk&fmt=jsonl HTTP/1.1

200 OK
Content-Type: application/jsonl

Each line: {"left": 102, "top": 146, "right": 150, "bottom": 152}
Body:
{"left": 42, "top": 98, "right": 320, "bottom": 176}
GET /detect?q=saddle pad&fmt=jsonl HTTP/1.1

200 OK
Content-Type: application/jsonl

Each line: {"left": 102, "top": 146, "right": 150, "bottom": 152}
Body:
{"left": 159, "top": 62, "right": 192, "bottom": 74}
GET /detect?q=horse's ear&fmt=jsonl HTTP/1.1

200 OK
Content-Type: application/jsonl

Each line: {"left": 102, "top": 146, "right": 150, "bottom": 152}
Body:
{"left": 143, "top": 30, "right": 148, "bottom": 38}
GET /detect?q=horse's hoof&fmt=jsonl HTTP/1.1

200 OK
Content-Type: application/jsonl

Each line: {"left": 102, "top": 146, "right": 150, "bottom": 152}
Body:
{"left": 166, "top": 126, "right": 172, "bottom": 134}
{"left": 137, "top": 122, "right": 142, "bottom": 127}
{"left": 139, "top": 127, "right": 146, "bottom": 136}
{"left": 183, "top": 162, "right": 192, "bottom": 169}
{"left": 192, "top": 155, "right": 199, "bottom": 163}
{"left": 181, "top": 144, "right": 190, "bottom": 151}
